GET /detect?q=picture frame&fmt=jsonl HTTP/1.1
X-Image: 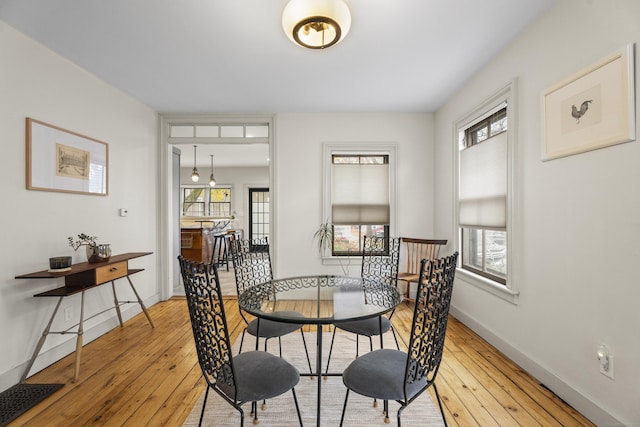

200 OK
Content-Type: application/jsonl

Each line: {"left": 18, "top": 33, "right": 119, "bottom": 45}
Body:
{"left": 542, "top": 43, "right": 635, "bottom": 161}
{"left": 26, "top": 118, "right": 109, "bottom": 195}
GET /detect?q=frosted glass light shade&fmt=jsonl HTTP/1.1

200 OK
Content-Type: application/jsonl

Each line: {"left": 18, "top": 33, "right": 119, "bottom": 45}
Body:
{"left": 282, "top": 0, "right": 351, "bottom": 49}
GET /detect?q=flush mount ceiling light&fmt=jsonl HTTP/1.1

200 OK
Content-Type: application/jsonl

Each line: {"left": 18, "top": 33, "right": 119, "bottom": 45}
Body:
{"left": 282, "top": 0, "right": 351, "bottom": 49}
{"left": 191, "top": 145, "right": 200, "bottom": 183}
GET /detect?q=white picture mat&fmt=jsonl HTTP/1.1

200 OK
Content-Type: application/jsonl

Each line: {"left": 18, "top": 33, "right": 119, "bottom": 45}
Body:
{"left": 27, "top": 118, "right": 108, "bottom": 195}
{"left": 542, "top": 44, "right": 635, "bottom": 161}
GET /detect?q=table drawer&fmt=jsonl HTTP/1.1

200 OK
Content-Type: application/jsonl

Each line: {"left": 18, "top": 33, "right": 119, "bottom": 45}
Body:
{"left": 96, "top": 261, "right": 128, "bottom": 284}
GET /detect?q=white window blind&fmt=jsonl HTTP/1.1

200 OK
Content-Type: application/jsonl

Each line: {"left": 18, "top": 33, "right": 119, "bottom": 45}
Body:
{"left": 459, "top": 132, "right": 507, "bottom": 229}
{"left": 331, "top": 163, "right": 390, "bottom": 225}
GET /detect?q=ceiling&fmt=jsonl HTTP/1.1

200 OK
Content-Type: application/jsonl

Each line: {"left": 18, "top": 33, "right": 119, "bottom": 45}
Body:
{"left": 0, "top": 0, "right": 556, "bottom": 167}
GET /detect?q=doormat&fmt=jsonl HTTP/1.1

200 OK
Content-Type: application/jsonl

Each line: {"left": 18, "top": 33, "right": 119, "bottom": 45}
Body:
{"left": 0, "top": 383, "right": 64, "bottom": 426}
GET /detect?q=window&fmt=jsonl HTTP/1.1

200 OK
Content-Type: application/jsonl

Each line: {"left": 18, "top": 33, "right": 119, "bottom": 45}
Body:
{"left": 182, "top": 188, "right": 205, "bottom": 216}
{"left": 249, "top": 188, "right": 270, "bottom": 241}
{"left": 459, "top": 106, "right": 507, "bottom": 284}
{"left": 455, "top": 81, "right": 518, "bottom": 303}
{"left": 330, "top": 154, "right": 390, "bottom": 256}
{"left": 209, "top": 188, "right": 231, "bottom": 217}
{"left": 182, "top": 186, "right": 232, "bottom": 217}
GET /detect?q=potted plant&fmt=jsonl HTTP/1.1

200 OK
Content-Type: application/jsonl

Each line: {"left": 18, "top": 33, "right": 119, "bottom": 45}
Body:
{"left": 313, "top": 221, "right": 333, "bottom": 255}
{"left": 313, "top": 221, "right": 350, "bottom": 275}
{"left": 68, "top": 233, "right": 111, "bottom": 263}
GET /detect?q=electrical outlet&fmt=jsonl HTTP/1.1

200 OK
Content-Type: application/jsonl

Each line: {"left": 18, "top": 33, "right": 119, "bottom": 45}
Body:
{"left": 64, "top": 307, "right": 73, "bottom": 322}
{"left": 600, "top": 354, "right": 614, "bottom": 379}
{"left": 597, "top": 344, "right": 615, "bottom": 380}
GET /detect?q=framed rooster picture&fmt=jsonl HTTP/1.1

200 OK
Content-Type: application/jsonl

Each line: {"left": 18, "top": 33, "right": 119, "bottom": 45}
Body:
{"left": 542, "top": 43, "right": 635, "bottom": 161}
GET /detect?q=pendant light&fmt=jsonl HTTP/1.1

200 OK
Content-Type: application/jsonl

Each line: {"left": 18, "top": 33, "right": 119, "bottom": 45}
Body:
{"left": 191, "top": 145, "right": 200, "bottom": 182}
{"left": 208, "top": 155, "right": 216, "bottom": 187}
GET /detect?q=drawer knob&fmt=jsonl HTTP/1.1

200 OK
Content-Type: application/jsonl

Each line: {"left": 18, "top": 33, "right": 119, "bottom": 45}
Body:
{"left": 110, "top": 267, "right": 118, "bottom": 272}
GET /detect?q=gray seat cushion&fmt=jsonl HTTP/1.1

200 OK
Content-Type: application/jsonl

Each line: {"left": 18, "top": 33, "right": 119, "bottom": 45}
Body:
{"left": 218, "top": 351, "right": 300, "bottom": 403}
{"left": 246, "top": 311, "right": 304, "bottom": 338}
{"left": 342, "top": 349, "right": 426, "bottom": 401}
{"left": 334, "top": 316, "right": 391, "bottom": 337}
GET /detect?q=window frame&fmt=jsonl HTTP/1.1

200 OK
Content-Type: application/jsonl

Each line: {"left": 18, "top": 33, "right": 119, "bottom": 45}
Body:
{"left": 331, "top": 154, "right": 390, "bottom": 257}
{"left": 454, "top": 79, "right": 519, "bottom": 304}
{"left": 322, "top": 143, "right": 397, "bottom": 265}
{"left": 208, "top": 187, "right": 232, "bottom": 218}
{"left": 181, "top": 185, "right": 233, "bottom": 218}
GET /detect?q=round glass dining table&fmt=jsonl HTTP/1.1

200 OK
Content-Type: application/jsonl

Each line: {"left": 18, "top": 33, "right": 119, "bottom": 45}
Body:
{"left": 238, "top": 275, "right": 402, "bottom": 426}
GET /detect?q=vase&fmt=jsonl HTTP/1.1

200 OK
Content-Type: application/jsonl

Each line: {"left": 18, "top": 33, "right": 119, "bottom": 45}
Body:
{"left": 86, "top": 244, "right": 111, "bottom": 263}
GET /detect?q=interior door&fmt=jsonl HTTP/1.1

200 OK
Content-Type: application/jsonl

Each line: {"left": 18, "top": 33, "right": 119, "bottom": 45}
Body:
{"left": 249, "top": 188, "right": 269, "bottom": 241}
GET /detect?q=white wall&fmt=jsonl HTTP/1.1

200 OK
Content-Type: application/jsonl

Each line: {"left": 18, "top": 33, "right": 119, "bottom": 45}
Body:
{"left": 0, "top": 21, "right": 159, "bottom": 390}
{"left": 434, "top": 1, "right": 640, "bottom": 425}
{"left": 273, "top": 113, "right": 435, "bottom": 278}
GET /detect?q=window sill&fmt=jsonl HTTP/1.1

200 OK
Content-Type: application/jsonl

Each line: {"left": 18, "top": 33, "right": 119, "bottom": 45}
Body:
{"left": 456, "top": 268, "right": 519, "bottom": 305}
{"left": 321, "top": 256, "right": 361, "bottom": 276}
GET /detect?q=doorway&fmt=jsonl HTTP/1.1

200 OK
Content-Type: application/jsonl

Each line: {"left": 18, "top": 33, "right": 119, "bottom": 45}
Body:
{"left": 159, "top": 114, "right": 275, "bottom": 300}
{"left": 249, "top": 188, "right": 269, "bottom": 241}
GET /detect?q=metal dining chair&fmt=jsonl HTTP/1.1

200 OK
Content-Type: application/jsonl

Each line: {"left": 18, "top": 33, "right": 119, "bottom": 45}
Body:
{"left": 177, "top": 256, "right": 304, "bottom": 427}
{"left": 340, "top": 252, "right": 459, "bottom": 427}
{"left": 324, "top": 236, "right": 402, "bottom": 375}
{"left": 229, "top": 237, "right": 312, "bottom": 374}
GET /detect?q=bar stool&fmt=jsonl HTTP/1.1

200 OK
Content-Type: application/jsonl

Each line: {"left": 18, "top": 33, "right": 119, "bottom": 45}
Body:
{"left": 210, "top": 233, "right": 229, "bottom": 271}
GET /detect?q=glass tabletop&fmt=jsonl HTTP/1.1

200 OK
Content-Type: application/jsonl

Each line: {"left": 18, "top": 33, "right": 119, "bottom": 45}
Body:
{"left": 237, "top": 275, "right": 402, "bottom": 324}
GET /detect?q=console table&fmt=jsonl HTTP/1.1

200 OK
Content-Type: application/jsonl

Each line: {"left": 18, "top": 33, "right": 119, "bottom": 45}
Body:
{"left": 15, "top": 252, "right": 154, "bottom": 382}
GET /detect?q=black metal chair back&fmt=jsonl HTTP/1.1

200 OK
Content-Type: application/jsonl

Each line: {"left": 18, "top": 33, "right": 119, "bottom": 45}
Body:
{"left": 405, "top": 252, "right": 459, "bottom": 402}
{"left": 229, "top": 237, "right": 272, "bottom": 295}
{"left": 178, "top": 255, "right": 304, "bottom": 426}
{"left": 177, "top": 256, "right": 237, "bottom": 401}
{"left": 228, "top": 237, "right": 312, "bottom": 369}
{"left": 339, "top": 252, "right": 458, "bottom": 427}
{"left": 325, "top": 236, "right": 402, "bottom": 373}
{"left": 361, "top": 235, "right": 401, "bottom": 287}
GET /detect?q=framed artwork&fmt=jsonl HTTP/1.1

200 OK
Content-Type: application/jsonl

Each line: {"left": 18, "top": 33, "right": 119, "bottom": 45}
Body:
{"left": 26, "top": 118, "right": 109, "bottom": 195}
{"left": 542, "top": 43, "right": 635, "bottom": 161}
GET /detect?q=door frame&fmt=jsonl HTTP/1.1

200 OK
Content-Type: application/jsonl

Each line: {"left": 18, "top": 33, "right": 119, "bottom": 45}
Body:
{"left": 157, "top": 113, "right": 277, "bottom": 300}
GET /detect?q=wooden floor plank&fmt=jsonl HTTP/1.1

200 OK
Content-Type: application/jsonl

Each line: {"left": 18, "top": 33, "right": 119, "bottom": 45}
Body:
{"left": 11, "top": 293, "right": 595, "bottom": 427}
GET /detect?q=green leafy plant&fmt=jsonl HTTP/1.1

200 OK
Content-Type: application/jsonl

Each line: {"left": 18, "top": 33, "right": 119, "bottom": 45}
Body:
{"left": 67, "top": 233, "right": 98, "bottom": 251}
{"left": 313, "top": 221, "right": 334, "bottom": 255}
{"left": 313, "top": 221, "right": 350, "bottom": 275}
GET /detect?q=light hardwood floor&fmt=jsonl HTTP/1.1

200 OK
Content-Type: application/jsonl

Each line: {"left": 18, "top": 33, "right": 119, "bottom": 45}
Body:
{"left": 14, "top": 294, "right": 595, "bottom": 426}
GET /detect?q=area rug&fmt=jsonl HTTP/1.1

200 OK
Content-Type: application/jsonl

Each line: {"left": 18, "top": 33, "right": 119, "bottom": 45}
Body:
{"left": 0, "top": 383, "right": 64, "bottom": 427}
{"left": 183, "top": 331, "right": 445, "bottom": 427}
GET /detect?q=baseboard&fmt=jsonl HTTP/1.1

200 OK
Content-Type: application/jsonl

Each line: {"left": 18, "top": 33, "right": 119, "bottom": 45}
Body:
{"left": 448, "top": 305, "right": 624, "bottom": 427}
{"left": 0, "top": 293, "right": 160, "bottom": 392}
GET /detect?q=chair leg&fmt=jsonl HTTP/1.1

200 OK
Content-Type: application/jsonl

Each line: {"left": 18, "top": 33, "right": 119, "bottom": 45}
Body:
{"left": 252, "top": 400, "right": 260, "bottom": 425}
{"left": 291, "top": 387, "right": 303, "bottom": 427}
{"left": 339, "top": 389, "right": 350, "bottom": 427}
{"left": 433, "top": 383, "right": 448, "bottom": 427}
{"left": 390, "top": 325, "right": 400, "bottom": 350}
{"left": 299, "top": 329, "right": 313, "bottom": 374}
{"left": 324, "top": 327, "right": 338, "bottom": 377}
{"left": 367, "top": 336, "right": 379, "bottom": 409}
{"left": 198, "top": 386, "right": 210, "bottom": 427}
{"left": 277, "top": 336, "right": 283, "bottom": 357}
{"left": 383, "top": 399, "right": 390, "bottom": 424}
{"left": 239, "top": 329, "right": 247, "bottom": 354}
{"left": 397, "top": 404, "right": 407, "bottom": 427}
